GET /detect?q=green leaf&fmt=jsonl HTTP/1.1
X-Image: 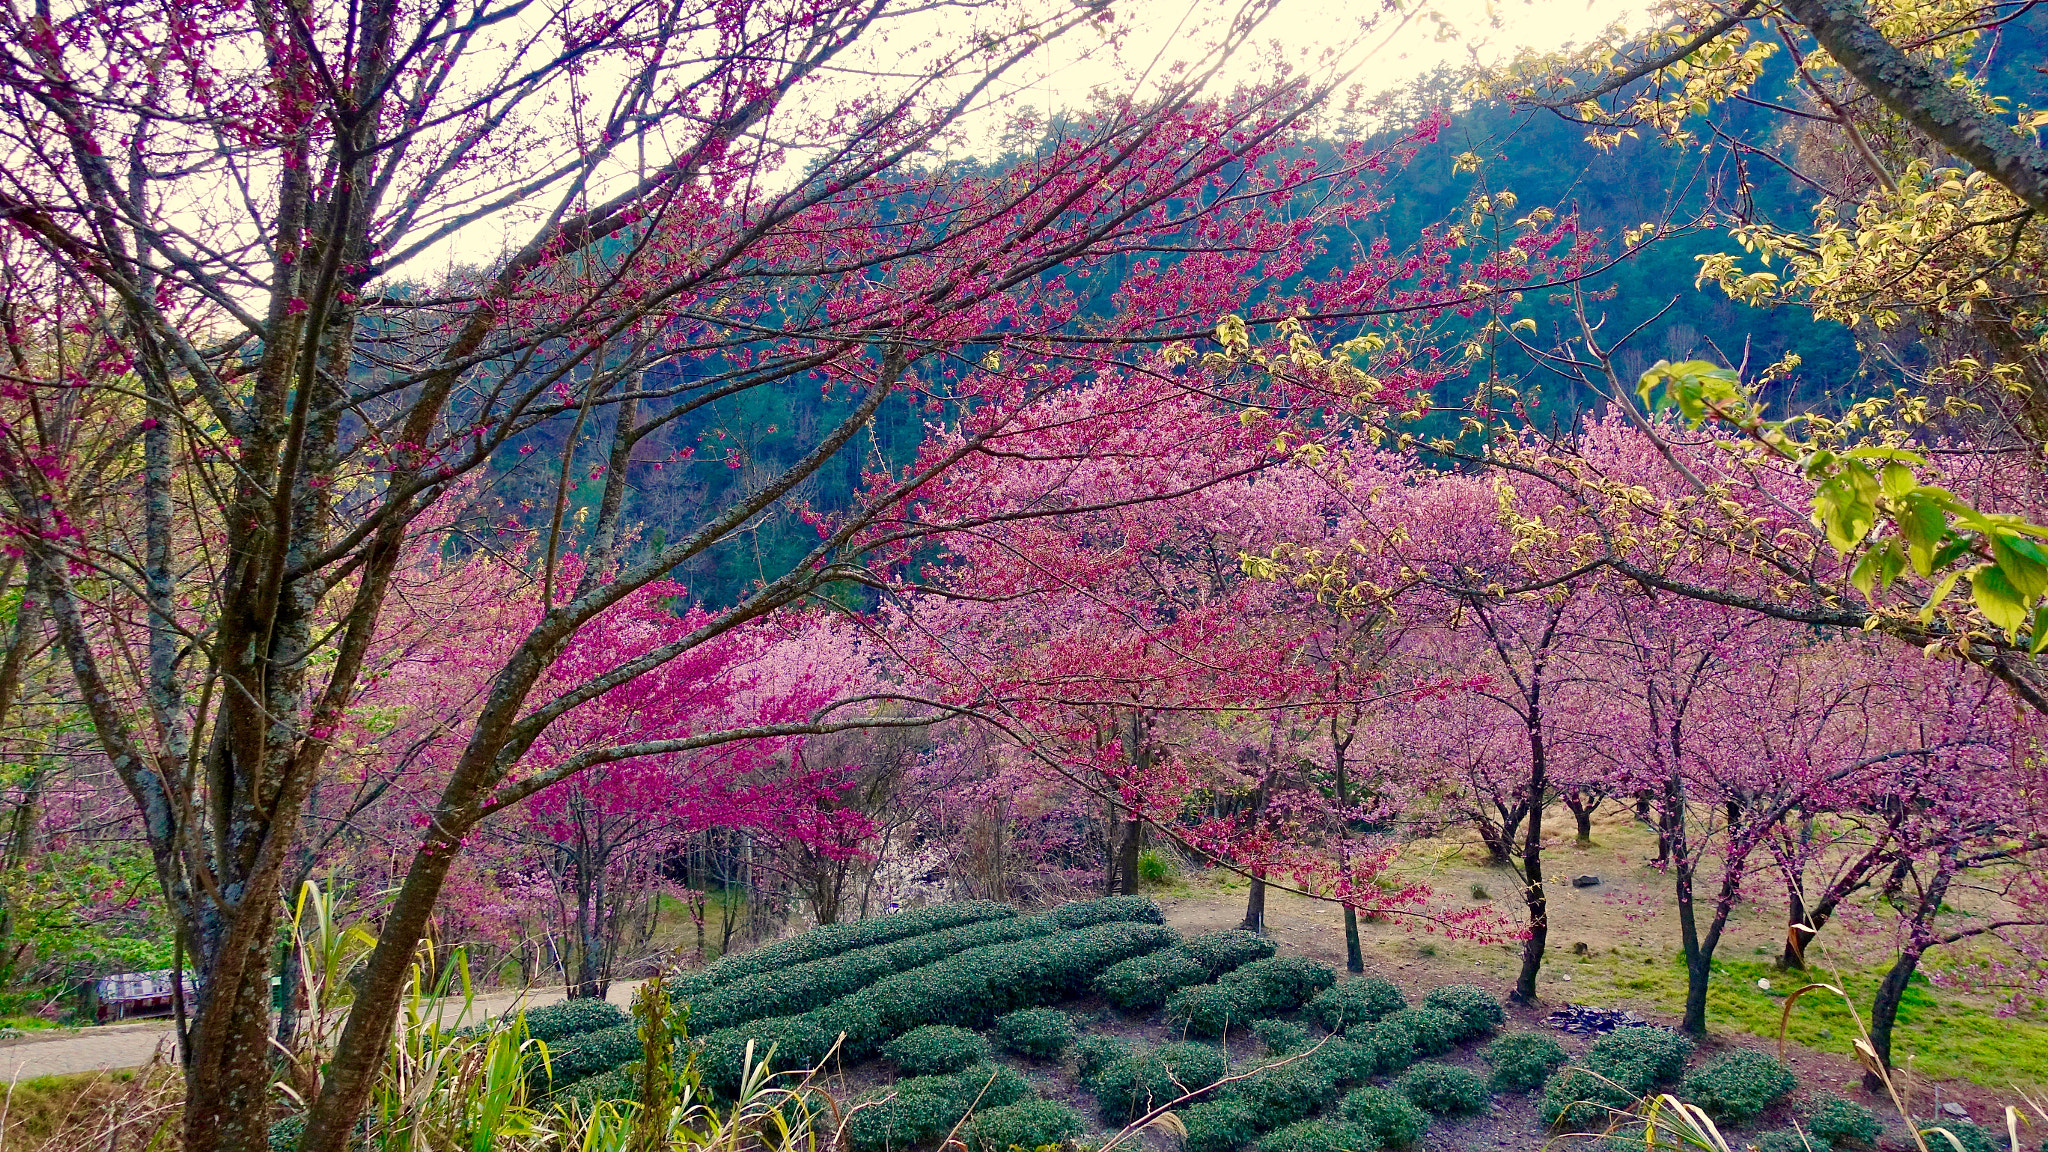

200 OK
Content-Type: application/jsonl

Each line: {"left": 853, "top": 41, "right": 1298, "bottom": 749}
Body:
{"left": 1971, "top": 565, "right": 2029, "bottom": 638}
{"left": 2030, "top": 606, "right": 2048, "bottom": 656}
{"left": 1850, "top": 550, "right": 1877, "bottom": 602}
{"left": 1920, "top": 568, "right": 1966, "bottom": 624}
{"left": 1879, "top": 462, "right": 1917, "bottom": 499}
{"left": 1896, "top": 495, "right": 1947, "bottom": 576}
{"left": 1841, "top": 447, "right": 1928, "bottom": 464}
{"left": 1992, "top": 533, "right": 2048, "bottom": 601}
{"left": 1814, "top": 468, "right": 1877, "bottom": 553}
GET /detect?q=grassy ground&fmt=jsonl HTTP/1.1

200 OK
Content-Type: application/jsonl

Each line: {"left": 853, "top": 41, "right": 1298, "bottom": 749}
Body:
{"left": 1140, "top": 801, "right": 2046, "bottom": 1097}
{"left": 0, "top": 1066, "right": 180, "bottom": 1151}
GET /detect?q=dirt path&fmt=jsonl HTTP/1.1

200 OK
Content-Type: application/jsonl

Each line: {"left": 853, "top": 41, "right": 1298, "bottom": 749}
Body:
{"left": 0, "top": 981, "right": 646, "bottom": 1082}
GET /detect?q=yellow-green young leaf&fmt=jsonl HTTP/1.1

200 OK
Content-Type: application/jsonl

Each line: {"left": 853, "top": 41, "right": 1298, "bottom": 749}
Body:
{"left": 1880, "top": 462, "right": 1916, "bottom": 500}
{"left": 1850, "top": 549, "right": 1878, "bottom": 602}
{"left": 2031, "top": 605, "right": 2048, "bottom": 655}
{"left": 1921, "top": 567, "right": 1967, "bottom": 623}
{"left": 1875, "top": 539, "right": 1905, "bottom": 593}
{"left": 1971, "top": 565, "right": 2029, "bottom": 638}
{"left": 1815, "top": 471, "right": 1877, "bottom": 553}
{"left": 1896, "top": 495, "right": 1947, "bottom": 576}
{"left": 1992, "top": 533, "right": 2048, "bottom": 601}
{"left": 1842, "top": 447, "right": 1929, "bottom": 465}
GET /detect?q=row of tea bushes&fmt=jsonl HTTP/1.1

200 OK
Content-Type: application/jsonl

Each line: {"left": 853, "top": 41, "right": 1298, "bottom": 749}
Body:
{"left": 667, "top": 901, "right": 1018, "bottom": 996}
{"left": 678, "top": 896, "right": 1160, "bottom": 1032}
{"left": 1171, "top": 975, "right": 1507, "bottom": 1147}
{"left": 1163, "top": 957, "right": 1339, "bottom": 1037}
{"left": 1538, "top": 1028, "right": 1803, "bottom": 1137}
{"left": 843, "top": 1064, "right": 1092, "bottom": 1152}
{"left": 689, "top": 919, "right": 1177, "bottom": 1095}
{"left": 1093, "top": 931, "right": 1276, "bottom": 1010}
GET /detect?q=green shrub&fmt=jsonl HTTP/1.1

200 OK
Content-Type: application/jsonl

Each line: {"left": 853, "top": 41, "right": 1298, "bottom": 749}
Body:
{"left": 1586, "top": 1027, "right": 1693, "bottom": 1090}
{"left": 1181, "top": 1099, "right": 1261, "bottom": 1152}
{"left": 535, "top": 1022, "right": 644, "bottom": 1093}
{"left": 691, "top": 901, "right": 1016, "bottom": 988}
{"left": 843, "top": 1090, "right": 957, "bottom": 1152}
{"left": 511, "top": 998, "right": 630, "bottom": 1043}
{"left": 1482, "top": 1032, "right": 1566, "bottom": 1092}
{"left": 1396, "top": 1063, "right": 1490, "bottom": 1116}
{"left": 1538, "top": 1067, "right": 1638, "bottom": 1130}
{"left": 1137, "top": 849, "right": 1174, "bottom": 885}
{"left": 994, "top": 1009, "right": 1074, "bottom": 1060}
{"left": 1094, "top": 930, "right": 1274, "bottom": 1010}
{"left": 683, "top": 898, "right": 1161, "bottom": 1031}
{"left": 1678, "top": 1050, "right": 1796, "bottom": 1123}
{"left": 1050, "top": 895, "right": 1164, "bottom": 927}
{"left": 856, "top": 921, "right": 1177, "bottom": 1039}
{"left": 1359, "top": 1009, "right": 1458, "bottom": 1074}
{"left": 1222, "top": 957, "right": 1337, "bottom": 1012}
{"left": 1253, "top": 1018, "right": 1310, "bottom": 1055}
{"left": 1924, "top": 1121, "right": 2002, "bottom": 1152}
{"left": 553, "top": 1065, "right": 638, "bottom": 1110}
{"left": 1180, "top": 930, "right": 1278, "bottom": 974}
{"left": 1803, "top": 1095, "right": 1882, "bottom": 1149}
{"left": 1301, "top": 1037, "right": 1377, "bottom": 1085}
{"left": 885, "top": 1025, "right": 992, "bottom": 1075}
{"left": 1757, "top": 1130, "right": 1832, "bottom": 1152}
{"left": 1308, "top": 979, "right": 1406, "bottom": 1034}
{"left": 1165, "top": 983, "right": 1261, "bottom": 1038}
{"left": 1418, "top": 985, "right": 1504, "bottom": 1041}
{"left": 1091, "top": 1042, "right": 1227, "bottom": 1123}
{"left": 1254, "top": 1120, "right": 1379, "bottom": 1152}
{"left": 931, "top": 1064, "right": 1035, "bottom": 1110}
{"left": 1226, "top": 1058, "right": 1343, "bottom": 1128}
{"left": 1340, "top": 1086, "right": 1428, "bottom": 1148}
{"left": 1075, "top": 1035, "right": 1135, "bottom": 1080}
{"left": 963, "top": 1100, "right": 1085, "bottom": 1152}
{"left": 268, "top": 1115, "right": 306, "bottom": 1152}
{"left": 1096, "top": 951, "right": 1210, "bottom": 1010}
{"left": 694, "top": 1015, "right": 836, "bottom": 1096}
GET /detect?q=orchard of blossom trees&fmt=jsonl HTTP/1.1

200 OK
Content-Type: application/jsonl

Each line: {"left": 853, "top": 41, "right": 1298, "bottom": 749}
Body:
{"left": 0, "top": 0, "right": 2045, "bottom": 1146}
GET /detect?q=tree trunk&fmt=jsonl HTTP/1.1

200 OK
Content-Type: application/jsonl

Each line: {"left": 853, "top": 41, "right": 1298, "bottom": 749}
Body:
{"left": 1241, "top": 872, "right": 1267, "bottom": 933}
{"left": 1864, "top": 948, "right": 1921, "bottom": 1092}
{"left": 1780, "top": 883, "right": 1815, "bottom": 970}
{"left": 1511, "top": 796, "right": 1547, "bottom": 1004}
{"left": 1565, "top": 792, "right": 1595, "bottom": 845}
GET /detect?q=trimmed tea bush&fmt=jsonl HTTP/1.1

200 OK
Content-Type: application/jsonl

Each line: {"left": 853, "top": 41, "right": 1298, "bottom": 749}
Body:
{"left": 1092, "top": 1042, "right": 1227, "bottom": 1123}
{"left": 1804, "top": 1095, "right": 1882, "bottom": 1149}
{"left": 855, "top": 921, "right": 1178, "bottom": 1040}
{"left": 1301, "top": 1037, "right": 1378, "bottom": 1086}
{"left": 1050, "top": 895, "right": 1165, "bottom": 927}
{"left": 1418, "top": 985, "right": 1504, "bottom": 1041}
{"left": 1181, "top": 930, "right": 1280, "bottom": 973}
{"left": 1308, "top": 979, "right": 1406, "bottom": 1034}
{"left": 1253, "top": 1018, "right": 1310, "bottom": 1055}
{"left": 1757, "top": 1130, "right": 1831, "bottom": 1152}
{"left": 1539, "top": 1068, "right": 1637, "bottom": 1130}
{"left": 534, "top": 1022, "right": 643, "bottom": 1093}
{"left": 993, "top": 1009, "right": 1074, "bottom": 1060}
{"left": 1165, "top": 983, "right": 1260, "bottom": 1038}
{"left": 1340, "top": 1086, "right": 1429, "bottom": 1148}
{"left": 844, "top": 1062, "right": 1039, "bottom": 1152}
{"left": 555, "top": 1066, "right": 638, "bottom": 1110}
{"left": 1181, "top": 1099, "right": 1261, "bottom": 1152}
{"left": 695, "top": 917, "right": 1177, "bottom": 1090}
{"left": 1226, "top": 1057, "right": 1343, "bottom": 1128}
{"left": 1396, "top": 1063, "right": 1489, "bottom": 1116}
{"left": 885, "top": 1025, "right": 991, "bottom": 1076}
{"left": 963, "top": 1100, "right": 1085, "bottom": 1152}
{"left": 514, "top": 998, "right": 630, "bottom": 1042}
{"left": 1255, "top": 1120, "right": 1378, "bottom": 1152}
{"left": 1095, "top": 931, "right": 1273, "bottom": 1010}
{"left": 682, "top": 898, "right": 1163, "bottom": 1031}
{"left": 684, "top": 901, "right": 1016, "bottom": 989}
{"left": 1925, "top": 1122, "right": 2003, "bottom": 1152}
{"left": 695, "top": 1015, "right": 838, "bottom": 1096}
{"left": 1482, "top": 1031, "right": 1566, "bottom": 1092}
{"left": 1359, "top": 1009, "right": 1459, "bottom": 1074}
{"left": 1096, "top": 951, "right": 1209, "bottom": 1011}
{"left": 1586, "top": 1026, "right": 1693, "bottom": 1088}
{"left": 1076, "top": 1035, "right": 1135, "bottom": 1080}
{"left": 1225, "top": 957, "right": 1338, "bottom": 1011}
{"left": 1679, "top": 1050, "right": 1796, "bottom": 1123}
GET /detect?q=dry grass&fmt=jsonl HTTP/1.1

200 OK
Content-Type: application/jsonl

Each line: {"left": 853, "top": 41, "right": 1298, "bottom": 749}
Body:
{"left": 0, "top": 1063, "right": 180, "bottom": 1152}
